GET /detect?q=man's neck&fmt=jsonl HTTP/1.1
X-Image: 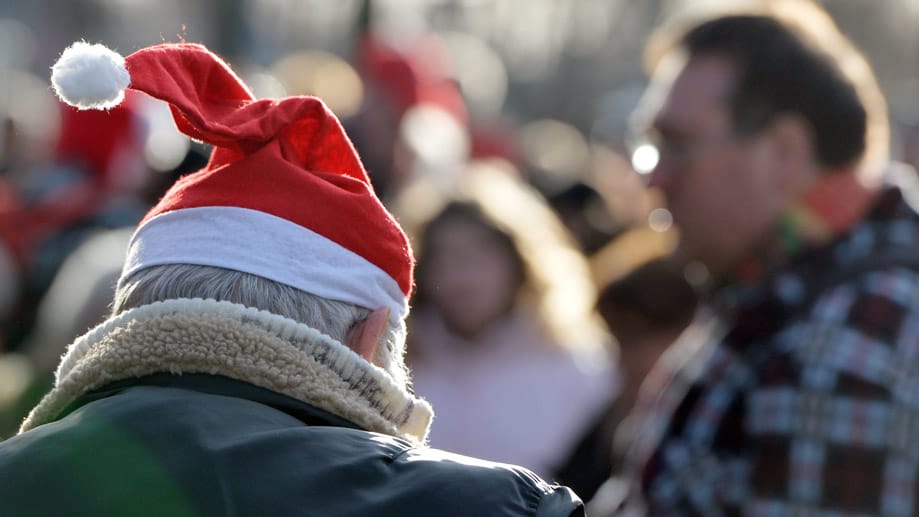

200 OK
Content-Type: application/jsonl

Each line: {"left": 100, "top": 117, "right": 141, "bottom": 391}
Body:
{"left": 719, "top": 169, "right": 879, "bottom": 298}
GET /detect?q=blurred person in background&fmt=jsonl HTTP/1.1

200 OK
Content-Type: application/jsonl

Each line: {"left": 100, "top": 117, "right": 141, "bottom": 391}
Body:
{"left": 0, "top": 146, "right": 207, "bottom": 439}
{"left": 0, "top": 139, "right": 207, "bottom": 438}
{"left": 0, "top": 90, "right": 153, "bottom": 351}
{"left": 596, "top": 0, "right": 919, "bottom": 514}
{"left": 0, "top": 41, "right": 584, "bottom": 516}
{"left": 516, "top": 118, "right": 622, "bottom": 255}
{"left": 0, "top": 227, "right": 133, "bottom": 438}
{"left": 396, "top": 159, "right": 618, "bottom": 481}
{"left": 544, "top": 181, "right": 621, "bottom": 256}
{"left": 0, "top": 74, "right": 205, "bottom": 437}
{"left": 346, "top": 0, "right": 470, "bottom": 204}
{"left": 0, "top": 180, "right": 26, "bottom": 352}
{"left": 554, "top": 256, "right": 696, "bottom": 502}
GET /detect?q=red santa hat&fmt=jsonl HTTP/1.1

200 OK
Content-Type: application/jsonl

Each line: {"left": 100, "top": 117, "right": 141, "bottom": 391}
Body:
{"left": 50, "top": 41, "right": 414, "bottom": 322}
{"left": 358, "top": 33, "right": 467, "bottom": 126}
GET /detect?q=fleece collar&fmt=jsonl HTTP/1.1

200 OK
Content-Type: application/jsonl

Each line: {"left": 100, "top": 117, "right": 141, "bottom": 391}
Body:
{"left": 19, "top": 298, "right": 432, "bottom": 444}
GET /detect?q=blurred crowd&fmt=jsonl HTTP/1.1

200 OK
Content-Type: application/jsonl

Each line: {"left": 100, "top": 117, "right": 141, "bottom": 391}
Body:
{"left": 0, "top": 1, "right": 688, "bottom": 487}
{"left": 4, "top": 0, "right": 919, "bottom": 511}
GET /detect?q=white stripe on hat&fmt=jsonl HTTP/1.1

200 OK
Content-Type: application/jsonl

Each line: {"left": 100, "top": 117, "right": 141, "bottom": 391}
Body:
{"left": 120, "top": 206, "right": 408, "bottom": 322}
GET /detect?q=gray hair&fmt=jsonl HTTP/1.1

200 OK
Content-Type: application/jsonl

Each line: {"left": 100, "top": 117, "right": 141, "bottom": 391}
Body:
{"left": 113, "top": 264, "right": 409, "bottom": 386}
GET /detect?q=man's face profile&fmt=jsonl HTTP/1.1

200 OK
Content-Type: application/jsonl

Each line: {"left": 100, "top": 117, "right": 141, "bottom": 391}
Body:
{"left": 639, "top": 52, "right": 794, "bottom": 279}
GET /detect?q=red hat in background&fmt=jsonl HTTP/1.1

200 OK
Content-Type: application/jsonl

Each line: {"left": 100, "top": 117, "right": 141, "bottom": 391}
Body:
{"left": 50, "top": 41, "right": 414, "bottom": 322}
{"left": 54, "top": 89, "right": 143, "bottom": 188}
{"left": 0, "top": 180, "right": 29, "bottom": 270}
{"left": 359, "top": 33, "right": 467, "bottom": 126}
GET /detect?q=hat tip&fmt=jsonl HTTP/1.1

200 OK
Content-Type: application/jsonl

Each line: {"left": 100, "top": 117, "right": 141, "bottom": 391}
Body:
{"left": 51, "top": 41, "right": 130, "bottom": 110}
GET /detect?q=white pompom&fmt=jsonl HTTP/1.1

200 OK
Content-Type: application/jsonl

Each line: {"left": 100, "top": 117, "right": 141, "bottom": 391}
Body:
{"left": 51, "top": 41, "right": 130, "bottom": 110}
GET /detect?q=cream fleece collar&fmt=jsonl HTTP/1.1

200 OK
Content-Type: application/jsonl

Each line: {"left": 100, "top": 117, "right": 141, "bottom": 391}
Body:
{"left": 19, "top": 298, "right": 433, "bottom": 444}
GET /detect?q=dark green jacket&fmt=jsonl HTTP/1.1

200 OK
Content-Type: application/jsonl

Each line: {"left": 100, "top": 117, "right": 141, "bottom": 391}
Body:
{"left": 0, "top": 374, "right": 583, "bottom": 516}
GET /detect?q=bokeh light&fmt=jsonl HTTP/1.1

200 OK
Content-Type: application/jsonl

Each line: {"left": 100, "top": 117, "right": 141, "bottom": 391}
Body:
{"left": 648, "top": 207, "right": 672, "bottom": 233}
{"left": 631, "top": 143, "right": 659, "bottom": 175}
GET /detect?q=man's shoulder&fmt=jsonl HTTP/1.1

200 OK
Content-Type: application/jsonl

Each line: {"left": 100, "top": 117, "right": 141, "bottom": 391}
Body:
{"left": 394, "top": 440, "right": 574, "bottom": 490}
{"left": 191, "top": 414, "right": 584, "bottom": 515}
{"left": 0, "top": 385, "right": 583, "bottom": 516}
{"left": 311, "top": 429, "right": 584, "bottom": 516}
{"left": 755, "top": 248, "right": 919, "bottom": 397}
{"left": 803, "top": 254, "right": 919, "bottom": 339}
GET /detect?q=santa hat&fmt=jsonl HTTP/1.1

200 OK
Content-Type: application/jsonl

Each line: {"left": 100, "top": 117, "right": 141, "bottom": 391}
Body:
{"left": 50, "top": 41, "right": 414, "bottom": 322}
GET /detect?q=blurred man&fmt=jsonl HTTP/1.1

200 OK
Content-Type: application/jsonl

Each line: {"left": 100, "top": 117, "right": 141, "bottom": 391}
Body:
{"left": 600, "top": 1, "right": 919, "bottom": 515}
{"left": 0, "top": 42, "right": 583, "bottom": 516}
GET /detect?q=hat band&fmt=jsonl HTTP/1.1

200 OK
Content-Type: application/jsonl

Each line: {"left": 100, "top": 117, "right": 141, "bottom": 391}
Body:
{"left": 120, "top": 206, "right": 408, "bottom": 322}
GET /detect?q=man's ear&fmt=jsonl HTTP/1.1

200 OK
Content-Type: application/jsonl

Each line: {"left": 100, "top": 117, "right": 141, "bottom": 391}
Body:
{"left": 346, "top": 307, "right": 391, "bottom": 362}
{"left": 766, "top": 113, "right": 819, "bottom": 192}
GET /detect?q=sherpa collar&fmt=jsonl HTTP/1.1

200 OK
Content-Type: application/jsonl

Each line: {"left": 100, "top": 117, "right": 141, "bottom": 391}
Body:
{"left": 19, "top": 298, "right": 433, "bottom": 444}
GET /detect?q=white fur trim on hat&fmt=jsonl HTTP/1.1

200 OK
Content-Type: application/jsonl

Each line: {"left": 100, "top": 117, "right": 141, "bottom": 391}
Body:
{"left": 120, "top": 207, "right": 409, "bottom": 323}
{"left": 51, "top": 41, "right": 130, "bottom": 110}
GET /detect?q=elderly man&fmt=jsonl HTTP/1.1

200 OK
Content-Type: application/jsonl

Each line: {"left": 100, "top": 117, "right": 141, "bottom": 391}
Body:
{"left": 597, "top": 1, "right": 919, "bottom": 515}
{"left": 0, "top": 42, "right": 583, "bottom": 516}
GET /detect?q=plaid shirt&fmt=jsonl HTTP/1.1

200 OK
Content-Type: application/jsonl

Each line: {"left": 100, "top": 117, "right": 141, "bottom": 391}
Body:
{"left": 618, "top": 184, "right": 919, "bottom": 516}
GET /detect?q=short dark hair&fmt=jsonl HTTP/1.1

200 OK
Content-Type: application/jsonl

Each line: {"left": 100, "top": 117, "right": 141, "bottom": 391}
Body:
{"left": 683, "top": 15, "right": 865, "bottom": 169}
{"left": 646, "top": 3, "right": 888, "bottom": 172}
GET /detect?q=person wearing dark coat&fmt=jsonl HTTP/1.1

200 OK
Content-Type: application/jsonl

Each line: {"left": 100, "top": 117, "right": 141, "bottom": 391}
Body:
{"left": 0, "top": 41, "right": 583, "bottom": 517}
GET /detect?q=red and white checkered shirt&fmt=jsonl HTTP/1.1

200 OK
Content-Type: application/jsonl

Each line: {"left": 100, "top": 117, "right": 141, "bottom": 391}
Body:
{"left": 617, "top": 184, "right": 919, "bottom": 516}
